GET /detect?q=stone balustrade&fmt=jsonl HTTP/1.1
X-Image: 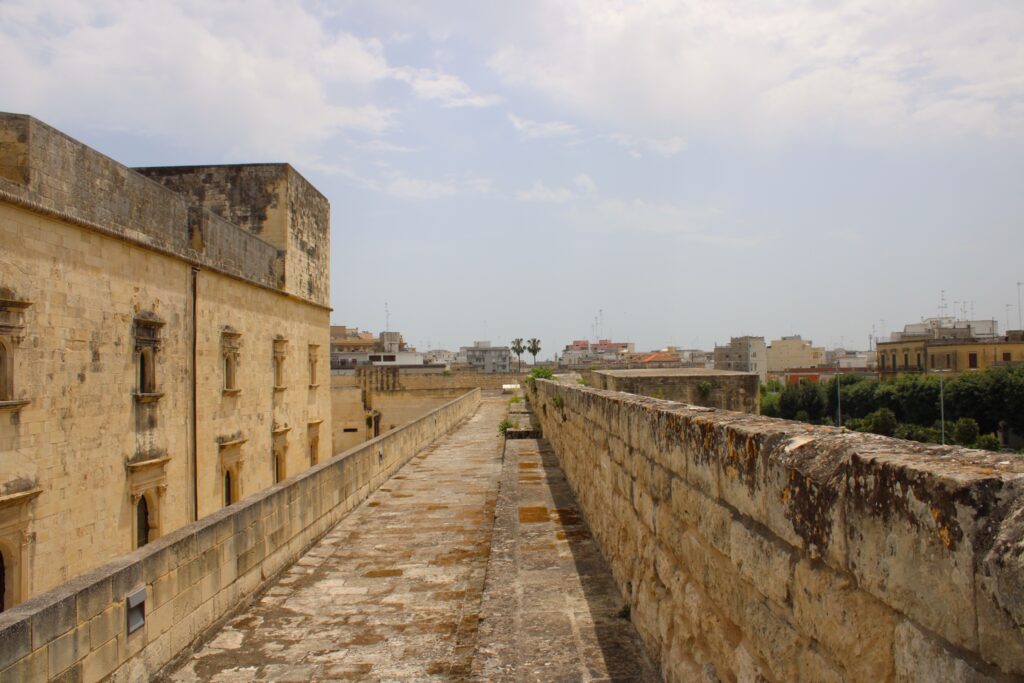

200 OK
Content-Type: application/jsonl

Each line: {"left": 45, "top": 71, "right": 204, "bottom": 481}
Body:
{"left": 529, "top": 378, "right": 1024, "bottom": 682}
{"left": 0, "top": 389, "right": 481, "bottom": 682}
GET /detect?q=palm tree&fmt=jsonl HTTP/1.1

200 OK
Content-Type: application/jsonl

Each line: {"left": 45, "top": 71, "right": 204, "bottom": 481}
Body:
{"left": 510, "top": 338, "right": 525, "bottom": 371}
{"left": 527, "top": 338, "right": 541, "bottom": 366}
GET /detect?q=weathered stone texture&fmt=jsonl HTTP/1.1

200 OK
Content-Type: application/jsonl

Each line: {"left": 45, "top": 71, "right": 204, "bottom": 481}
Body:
{"left": 0, "top": 390, "right": 480, "bottom": 682}
{"left": 0, "top": 114, "right": 281, "bottom": 291}
{"left": 529, "top": 379, "right": 1024, "bottom": 681}
{"left": 135, "top": 164, "right": 330, "bottom": 306}
{"left": 584, "top": 367, "right": 760, "bottom": 413}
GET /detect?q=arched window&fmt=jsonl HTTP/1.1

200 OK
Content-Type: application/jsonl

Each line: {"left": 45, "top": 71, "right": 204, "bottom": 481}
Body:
{"left": 224, "top": 471, "right": 233, "bottom": 506}
{"left": 136, "top": 496, "right": 150, "bottom": 548}
{"left": 221, "top": 328, "right": 242, "bottom": 394}
{"left": 0, "top": 340, "right": 9, "bottom": 402}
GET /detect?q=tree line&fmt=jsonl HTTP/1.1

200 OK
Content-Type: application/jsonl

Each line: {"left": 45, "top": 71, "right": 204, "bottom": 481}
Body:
{"left": 760, "top": 365, "right": 1024, "bottom": 450}
{"left": 510, "top": 338, "right": 541, "bottom": 371}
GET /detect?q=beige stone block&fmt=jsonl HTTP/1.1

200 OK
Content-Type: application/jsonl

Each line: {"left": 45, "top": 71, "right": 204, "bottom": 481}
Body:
{"left": 0, "top": 646, "right": 47, "bottom": 683}
{"left": 728, "top": 520, "right": 793, "bottom": 606}
{"left": 151, "top": 569, "right": 177, "bottom": 609}
{"left": 792, "top": 559, "right": 896, "bottom": 681}
{"left": 145, "top": 601, "right": 173, "bottom": 639}
{"left": 88, "top": 602, "right": 124, "bottom": 650}
{"left": 798, "top": 642, "right": 845, "bottom": 683}
{"left": 894, "top": 620, "right": 994, "bottom": 683}
{"left": 742, "top": 599, "right": 801, "bottom": 682}
{"left": 82, "top": 635, "right": 120, "bottom": 683}
{"left": 671, "top": 479, "right": 731, "bottom": 554}
{"left": 48, "top": 624, "right": 89, "bottom": 677}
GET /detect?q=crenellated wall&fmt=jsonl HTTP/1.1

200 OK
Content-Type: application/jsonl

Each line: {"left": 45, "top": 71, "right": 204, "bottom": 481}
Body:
{"left": 0, "top": 390, "right": 480, "bottom": 682}
{"left": 529, "top": 379, "right": 1024, "bottom": 682}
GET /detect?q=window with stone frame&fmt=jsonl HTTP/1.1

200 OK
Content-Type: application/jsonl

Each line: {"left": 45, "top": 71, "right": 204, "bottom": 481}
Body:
{"left": 222, "top": 327, "right": 242, "bottom": 394}
{"left": 273, "top": 336, "right": 288, "bottom": 390}
{"left": 0, "top": 289, "right": 31, "bottom": 409}
{"left": 134, "top": 312, "right": 164, "bottom": 397}
{"left": 308, "top": 344, "right": 319, "bottom": 387}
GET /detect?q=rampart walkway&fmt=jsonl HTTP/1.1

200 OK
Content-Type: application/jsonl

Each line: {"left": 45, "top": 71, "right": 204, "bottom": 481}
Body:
{"left": 165, "top": 396, "right": 657, "bottom": 681}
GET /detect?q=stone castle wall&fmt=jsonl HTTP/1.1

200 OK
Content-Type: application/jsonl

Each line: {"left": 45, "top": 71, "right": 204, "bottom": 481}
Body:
{"left": 339, "top": 367, "right": 524, "bottom": 392}
{"left": 529, "top": 379, "right": 1024, "bottom": 681}
{"left": 0, "top": 115, "right": 284, "bottom": 294}
{"left": 583, "top": 369, "right": 760, "bottom": 413}
{"left": 0, "top": 390, "right": 481, "bottom": 682}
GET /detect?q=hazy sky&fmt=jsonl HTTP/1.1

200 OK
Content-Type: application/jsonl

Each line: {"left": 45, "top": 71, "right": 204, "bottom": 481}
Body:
{"left": 3, "top": 1, "right": 1023, "bottom": 358}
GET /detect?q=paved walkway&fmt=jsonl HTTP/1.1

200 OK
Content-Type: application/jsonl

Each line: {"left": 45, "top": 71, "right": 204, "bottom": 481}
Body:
{"left": 166, "top": 396, "right": 657, "bottom": 682}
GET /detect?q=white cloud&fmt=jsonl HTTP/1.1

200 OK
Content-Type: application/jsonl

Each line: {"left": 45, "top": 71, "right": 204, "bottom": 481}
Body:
{"left": 608, "top": 133, "right": 687, "bottom": 157}
{"left": 573, "top": 174, "right": 597, "bottom": 194}
{"left": 508, "top": 113, "right": 578, "bottom": 140}
{"left": 517, "top": 181, "right": 576, "bottom": 203}
{"left": 487, "top": 0, "right": 1024, "bottom": 144}
{"left": 569, "top": 199, "right": 752, "bottom": 247}
{"left": 392, "top": 67, "right": 501, "bottom": 108}
{"left": 385, "top": 176, "right": 458, "bottom": 200}
{"left": 0, "top": 0, "right": 396, "bottom": 163}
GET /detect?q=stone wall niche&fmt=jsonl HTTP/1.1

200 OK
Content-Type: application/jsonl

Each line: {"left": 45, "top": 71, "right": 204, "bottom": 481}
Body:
{"left": 0, "top": 288, "right": 31, "bottom": 412}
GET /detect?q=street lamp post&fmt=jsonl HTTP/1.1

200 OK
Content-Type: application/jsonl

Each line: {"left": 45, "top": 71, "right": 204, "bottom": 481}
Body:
{"left": 835, "top": 362, "right": 842, "bottom": 427}
{"left": 940, "top": 374, "right": 946, "bottom": 445}
{"left": 1018, "top": 282, "right": 1023, "bottom": 330}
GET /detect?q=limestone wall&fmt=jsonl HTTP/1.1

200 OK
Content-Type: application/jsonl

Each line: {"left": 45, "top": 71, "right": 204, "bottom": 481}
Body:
{"left": 193, "top": 269, "right": 331, "bottom": 520}
{"left": 584, "top": 368, "right": 760, "bottom": 413}
{"left": 370, "top": 389, "right": 468, "bottom": 434}
{"left": 0, "top": 114, "right": 283, "bottom": 293}
{"left": 0, "top": 389, "right": 481, "bottom": 682}
{"left": 347, "top": 366, "right": 524, "bottom": 392}
{"left": 529, "top": 379, "right": 1024, "bottom": 682}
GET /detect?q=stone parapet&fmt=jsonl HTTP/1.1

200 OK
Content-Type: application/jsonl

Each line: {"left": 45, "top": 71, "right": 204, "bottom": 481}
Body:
{"left": 529, "top": 378, "right": 1024, "bottom": 681}
{"left": 0, "top": 389, "right": 481, "bottom": 682}
{"left": 0, "top": 114, "right": 285, "bottom": 296}
{"left": 583, "top": 368, "right": 760, "bottom": 413}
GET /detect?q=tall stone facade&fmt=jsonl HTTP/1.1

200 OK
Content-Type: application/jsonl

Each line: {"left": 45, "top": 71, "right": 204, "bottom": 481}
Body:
{"left": 0, "top": 114, "right": 332, "bottom": 607}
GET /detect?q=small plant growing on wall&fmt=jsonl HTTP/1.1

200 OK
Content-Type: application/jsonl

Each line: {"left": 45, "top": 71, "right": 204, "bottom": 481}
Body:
{"left": 498, "top": 418, "right": 515, "bottom": 436}
{"left": 509, "top": 395, "right": 522, "bottom": 404}
{"left": 698, "top": 381, "right": 712, "bottom": 400}
{"left": 552, "top": 396, "right": 564, "bottom": 409}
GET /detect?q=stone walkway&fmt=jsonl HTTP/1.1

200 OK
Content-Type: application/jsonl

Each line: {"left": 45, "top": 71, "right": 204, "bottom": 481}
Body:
{"left": 165, "top": 396, "right": 658, "bottom": 682}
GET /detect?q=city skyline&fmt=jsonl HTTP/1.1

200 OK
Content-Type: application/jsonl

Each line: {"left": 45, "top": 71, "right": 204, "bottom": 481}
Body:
{"left": 3, "top": 1, "right": 1023, "bottom": 356}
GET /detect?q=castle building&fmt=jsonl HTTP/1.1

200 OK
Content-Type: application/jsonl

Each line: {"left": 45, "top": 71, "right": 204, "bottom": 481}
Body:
{"left": 0, "top": 114, "right": 332, "bottom": 607}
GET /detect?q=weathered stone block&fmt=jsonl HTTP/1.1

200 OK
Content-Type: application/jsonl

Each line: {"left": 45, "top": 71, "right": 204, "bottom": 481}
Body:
{"left": 82, "top": 634, "right": 120, "bottom": 683}
{"left": 0, "top": 616, "right": 32, "bottom": 670}
{"left": 0, "top": 645, "right": 47, "bottom": 683}
{"left": 48, "top": 624, "right": 89, "bottom": 676}
{"left": 894, "top": 620, "right": 994, "bottom": 683}
{"left": 30, "top": 593, "right": 76, "bottom": 648}
{"left": 845, "top": 446, "right": 1023, "bottom": 652}
{"left": 729, "top": 520, "right": 793, "bottom": 605}
{"left": 670, "top": 479, "right": 731, "bottom": 555}
{"left": 792, "top": 559, "right": 896, "bottom": 681}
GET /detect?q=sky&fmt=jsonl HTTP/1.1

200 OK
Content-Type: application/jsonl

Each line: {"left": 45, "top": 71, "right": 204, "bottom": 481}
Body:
{"left": 2, "top": 1, "right": 1023, "bottom": 359}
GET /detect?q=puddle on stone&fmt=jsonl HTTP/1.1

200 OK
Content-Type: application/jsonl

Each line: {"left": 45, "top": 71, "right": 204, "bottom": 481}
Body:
{"left": 518, "top": 506, "right": 549, "bottom": 523}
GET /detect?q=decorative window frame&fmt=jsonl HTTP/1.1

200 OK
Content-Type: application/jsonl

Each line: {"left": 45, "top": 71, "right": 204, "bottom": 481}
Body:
{"left": 0, "top": 291, "right": 31, "bottom": 411}
{"left": 221, "top": 327, "right": 242, "bottom": 395}
{"left": 273, "top": 336, "right": 288, "bottom": 392}
{"left": 308, "top": 344, "right": 320, "bottom": 388}
{"left": 133, "top": 312, "right": 164, "bottom": 402}
{"left": 307, "top": 419, "right": 324, "bottom": 466}
{"left": 272, "top": 423, "right": 290, "bottom": 484}
{"left": 0, "top": 485, "right": 41, "bottom": 611}
{"left": 218, "top": 435, "right": 247, "bottom": 505}
{"left": 126, "top": 454, "right": 168, "bottom": 548}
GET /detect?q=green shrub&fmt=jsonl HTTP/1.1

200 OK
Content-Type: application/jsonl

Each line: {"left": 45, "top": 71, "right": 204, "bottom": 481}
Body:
{"left": 894, "top": 423, "right": 942, "bottom": 444}
{"left": 760, "top": 392, "right": 780, "bottom": 417}
{"left": 498, "top": 418, "right": 515, "bottom": 436}
{"left": 698, "top": 381, "right": 712, "bottom": 399}
{"left": 953, "top": 417, "right": 980, "bottom": 447}
{"left": 974, "top": 433, "right": 1000, "bottom": 451}
{"left": 861, "top": 408, "right": 897, "bottom": 436}
{"left": 528, "top": 367, "right": 554, "bottom": 380}
{"left": 552, "top": 396, "right": 564, "bottom": 409}
{"left": 508, "top": 395, "right": 522, "bottom": 404}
